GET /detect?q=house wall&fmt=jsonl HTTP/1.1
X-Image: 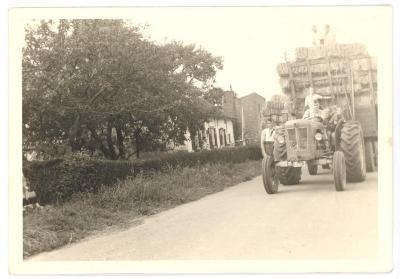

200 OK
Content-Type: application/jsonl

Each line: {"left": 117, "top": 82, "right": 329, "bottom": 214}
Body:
{"left": 176, "top": 92, "right": 266, "bottom": 152}
{"left": 168, "top": 129, "right": 194, "bottom": 152}
{"left": 182, "top": 118, "right": 235, "bottom": 152}
{"left": 239, "top": 93, "right": 266, "bottom": 144}
{"left": 221, "top": 91, "right": 237, "bottom": 119}
{"left": 204, "top": 118, "right": 235, "bottom": 149}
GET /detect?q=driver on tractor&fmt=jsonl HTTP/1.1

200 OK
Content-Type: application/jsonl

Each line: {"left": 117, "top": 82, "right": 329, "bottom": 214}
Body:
{"left": 303, "top": 87, "right": 332, "bottom": 122}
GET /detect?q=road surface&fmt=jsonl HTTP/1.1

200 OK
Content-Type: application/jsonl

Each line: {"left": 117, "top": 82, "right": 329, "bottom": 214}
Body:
{"left": 31, "top": 167, "right": 378, "bottom": 261}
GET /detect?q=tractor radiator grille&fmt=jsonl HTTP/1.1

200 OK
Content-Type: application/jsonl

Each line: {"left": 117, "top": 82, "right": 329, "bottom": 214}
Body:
{"left": 298, "top": 128, "right": 308, "bottom": 150}
{"left": 287, "top": 128, "right": 296, "bottom": 148}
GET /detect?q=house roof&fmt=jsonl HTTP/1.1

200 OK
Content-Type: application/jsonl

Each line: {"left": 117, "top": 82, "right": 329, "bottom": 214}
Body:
{"left": 239, "top": 92, "right": 265, "bottom": 101}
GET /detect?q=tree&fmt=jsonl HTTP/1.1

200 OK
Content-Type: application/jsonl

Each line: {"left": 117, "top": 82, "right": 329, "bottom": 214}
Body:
{"left": 23, "top": 19, "right": 224, "bottom": 159}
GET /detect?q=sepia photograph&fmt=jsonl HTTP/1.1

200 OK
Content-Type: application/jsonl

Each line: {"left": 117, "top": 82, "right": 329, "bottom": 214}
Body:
{"left": 8, "top": 5, "right": 394, "bottom": 274}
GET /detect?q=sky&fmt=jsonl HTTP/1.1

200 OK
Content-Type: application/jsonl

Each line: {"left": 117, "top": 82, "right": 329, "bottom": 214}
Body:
{"left": 123, "top": 6, "right": 385, "bottom": 100}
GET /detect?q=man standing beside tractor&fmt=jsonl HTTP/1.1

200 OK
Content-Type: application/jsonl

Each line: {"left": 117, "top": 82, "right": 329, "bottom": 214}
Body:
{"left": 260, "top": 122, "right": 275, "bottom": 158}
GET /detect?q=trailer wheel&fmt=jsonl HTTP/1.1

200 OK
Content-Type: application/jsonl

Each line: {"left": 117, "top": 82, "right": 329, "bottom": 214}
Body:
{"left": 340, "top": 121, "right": 366, "bottom": 182}
{"left": 365, "top": 139, "right": 377, "bottom": 172}
{"left": 277, "top": 166, "right": 301, "bottom": 185}
{"left": 262, "top": 156, "right": 279, "bottom": 194}
{"left": 307, "top": 161, "right": 318, "bottom": 175}
{"left": 333, "top": 151, "right": 346, "bottom": 191}
{"left": 373, "top": 140, "right": 378, "bottom": 168}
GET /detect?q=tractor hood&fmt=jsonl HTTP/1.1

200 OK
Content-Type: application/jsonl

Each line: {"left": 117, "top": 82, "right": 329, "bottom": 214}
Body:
{"left": 284, "top": 119, "right": 325, "bottom": 130}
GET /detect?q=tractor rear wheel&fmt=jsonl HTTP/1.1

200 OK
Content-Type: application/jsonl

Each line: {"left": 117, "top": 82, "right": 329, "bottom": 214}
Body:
{"left": 307, "top": 161, "right": 318, "bottom": 175}
{"left": 277, "top": 166, "right": 301, "bottom": 185}
{"left": 333, "top": 151, "right": 346, "bottom": 191}
{"left": 273, "top": 128, "right": 287, "bottom": 161}
{"left": 262, "top": 156, "right": 279, "bottom": 194}
{"left": 340, "top": 121, "right": 366, "bottom": 182}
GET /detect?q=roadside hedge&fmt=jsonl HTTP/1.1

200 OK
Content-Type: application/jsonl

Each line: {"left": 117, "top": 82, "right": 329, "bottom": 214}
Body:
{"left": 23, "top": 145, "right": 262, "bottom": 204}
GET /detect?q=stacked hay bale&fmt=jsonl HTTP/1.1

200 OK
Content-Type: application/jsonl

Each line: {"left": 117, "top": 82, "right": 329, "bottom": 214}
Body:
{"left": 276, "top": 43, "right": 377, "bottom": 119}
{"left": 261, "top": 94, "right": 294, "bottom": 127}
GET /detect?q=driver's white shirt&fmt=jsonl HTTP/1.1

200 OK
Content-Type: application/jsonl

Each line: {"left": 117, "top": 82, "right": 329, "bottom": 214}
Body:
{"left": 304, "top": 94, "right": 322, "bottom": 118}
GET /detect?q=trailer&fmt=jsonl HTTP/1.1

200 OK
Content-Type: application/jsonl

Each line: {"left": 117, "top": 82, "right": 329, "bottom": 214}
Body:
{"left": 276, "top": 43, "right": 378, "bottom": 171}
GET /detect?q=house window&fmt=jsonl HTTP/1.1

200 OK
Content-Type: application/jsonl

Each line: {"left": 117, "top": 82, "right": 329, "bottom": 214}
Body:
{"left": 208, "top": 128, "right": 214, "bottom": 148}
{"left": 219, "top": 128, "right": 226, "bottom": 147}
{"left": 213, "top": 128, "right": 217, "bottom": 148}
{"left": 228, "top": 134, "right": 231, "bottom": 143}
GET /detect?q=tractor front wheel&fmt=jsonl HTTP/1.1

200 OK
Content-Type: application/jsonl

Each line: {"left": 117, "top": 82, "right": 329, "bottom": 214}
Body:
{"left": 333, "top": 151, "right": 346, "bottom": 191}
{"left": 262, "top": 156, "right": 279, "bottom": 194}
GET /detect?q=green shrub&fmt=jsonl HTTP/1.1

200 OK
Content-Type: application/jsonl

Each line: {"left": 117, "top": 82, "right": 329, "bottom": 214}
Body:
{"left": 24, "top": 145, "right": 262, "bottom": 204}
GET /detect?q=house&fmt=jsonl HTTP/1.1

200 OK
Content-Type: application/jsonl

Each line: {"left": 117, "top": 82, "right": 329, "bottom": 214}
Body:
{"left": 237, "top": 92, "right": 266, "bottom": 144}
{"left": 183, "top": 90, "right": 266, "bottom": 151}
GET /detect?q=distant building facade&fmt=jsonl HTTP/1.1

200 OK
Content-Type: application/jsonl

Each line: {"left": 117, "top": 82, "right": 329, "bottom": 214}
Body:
{"left": 237, "top": 92, "right": 266, "bottom": 144}
{"left": 182, "top": 90, "right": 266, "bottom": 151}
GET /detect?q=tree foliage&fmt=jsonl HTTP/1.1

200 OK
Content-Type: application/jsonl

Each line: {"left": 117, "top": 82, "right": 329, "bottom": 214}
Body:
{"left": 23, "top": 19, "right": 224, "bottom": 159}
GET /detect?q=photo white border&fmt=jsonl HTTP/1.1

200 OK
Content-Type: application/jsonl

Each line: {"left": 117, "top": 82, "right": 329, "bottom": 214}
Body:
{"left": 5, "top": 2, "right": 398, "bottom": 276}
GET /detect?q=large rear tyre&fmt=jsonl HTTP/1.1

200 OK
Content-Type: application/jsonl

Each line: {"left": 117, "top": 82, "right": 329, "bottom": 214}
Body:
{"left": 340, "top": 121, "right": 366, "bottom": 182}
{"left": 273, "top": 128, "right": 287, "bottom": 161}
{"left": 262, "top": 156, "right": 279, "bottom": 194}
{"left": 333, "top": 151, "right": 346, "bottom": 191}
{"left": 277, "top": 166, "right": 301, "bottom": 185}
{"left": 307, "top": 161, "right": 318, "bottom": 175}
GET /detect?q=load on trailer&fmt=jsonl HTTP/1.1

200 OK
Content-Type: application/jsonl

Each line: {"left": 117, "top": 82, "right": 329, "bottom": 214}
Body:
{"left": 261, "top": 94, "right": 295, "bottom": 127}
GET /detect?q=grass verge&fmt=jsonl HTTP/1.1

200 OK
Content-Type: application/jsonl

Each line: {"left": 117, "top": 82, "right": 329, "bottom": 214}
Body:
{"left": 23, "top": 160, "right": 261, "bottom": 258}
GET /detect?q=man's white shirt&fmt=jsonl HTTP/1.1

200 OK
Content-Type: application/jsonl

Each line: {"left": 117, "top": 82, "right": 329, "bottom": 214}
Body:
{"left": 261, "top": 128, "right": 275, "bottom": 142}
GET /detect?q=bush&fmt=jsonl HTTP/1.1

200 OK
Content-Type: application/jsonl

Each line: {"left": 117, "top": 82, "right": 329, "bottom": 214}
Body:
{"left": 23, "top": 159, "right": 135, "bottom": 204}
{"left": 24, "top": 145, "right": 262, "bottom": 204}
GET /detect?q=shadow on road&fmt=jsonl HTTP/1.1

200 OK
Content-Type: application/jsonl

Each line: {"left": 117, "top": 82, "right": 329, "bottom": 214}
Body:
{"left": 278, "top": 169, "right": 337, "bottom": 194}
{"left": 279, "top": 184, "right": 334, "bottom": 194}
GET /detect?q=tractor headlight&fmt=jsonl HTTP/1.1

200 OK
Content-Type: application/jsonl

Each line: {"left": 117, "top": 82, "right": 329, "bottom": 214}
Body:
{"left": 315, "top": 133, "right": 323, "bottom": 141}
{"left": 277, "top": 135, "right": 285, "bottom": 144}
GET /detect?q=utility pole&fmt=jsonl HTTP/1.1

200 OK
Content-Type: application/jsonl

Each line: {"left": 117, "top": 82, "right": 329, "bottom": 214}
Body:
{"left": 241, "top": 106, "right": 245, "bottom": 146}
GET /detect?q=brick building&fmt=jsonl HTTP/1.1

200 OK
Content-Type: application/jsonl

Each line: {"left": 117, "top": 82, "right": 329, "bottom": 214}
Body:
{"left": 221, "top": 91, "right": 266, "bottom": 145}
{"left": 237, "top": 92, "right": 266, "bottom": 144}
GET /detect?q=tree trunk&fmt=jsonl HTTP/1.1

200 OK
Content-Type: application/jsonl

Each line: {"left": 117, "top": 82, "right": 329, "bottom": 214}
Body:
{"left": 106, "top": 122, "right": 117, "bottom": 160}
{"left": 135, "top": 133, "right": 140, "bottom": 159}
{"left": 115, "top": 124, "right": 125, "bottom": 159}
{"left": 88, "top": 124, "right": 112, "bottom": 159}
{"left": 189, "top": 127, "right": 197, "bottom": 151}
{"left": 69, "top": 113, "right": 81, "bottom": 151}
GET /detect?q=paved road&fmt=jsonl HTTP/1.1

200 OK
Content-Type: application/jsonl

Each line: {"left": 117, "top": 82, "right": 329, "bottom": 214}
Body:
{"left": 31, "top": 167, "right": 378, "bottom": 261}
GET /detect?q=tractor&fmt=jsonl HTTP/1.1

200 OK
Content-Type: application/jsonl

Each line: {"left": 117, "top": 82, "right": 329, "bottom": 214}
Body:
{"left": 263, "top": 28, "right": 375, "bottom": 193}
{"left": 262, "top": 111, "right": 366, "bottom": 193}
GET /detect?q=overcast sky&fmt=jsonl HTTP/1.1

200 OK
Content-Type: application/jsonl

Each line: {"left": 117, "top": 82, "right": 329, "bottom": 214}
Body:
{"left": 124, "top": 6, "right": 385, "bottom": 100}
